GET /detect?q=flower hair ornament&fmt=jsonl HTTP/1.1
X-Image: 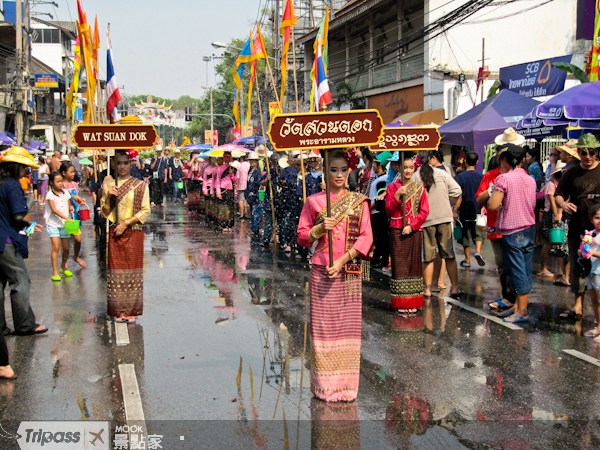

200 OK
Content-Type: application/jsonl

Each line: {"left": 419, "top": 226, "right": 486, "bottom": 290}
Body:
{"left": 126, "top": 149, "right": 139, "bottom": 160}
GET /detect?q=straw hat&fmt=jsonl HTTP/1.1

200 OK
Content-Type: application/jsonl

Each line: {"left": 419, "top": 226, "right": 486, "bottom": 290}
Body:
{"left": 494, "top": 127, "right": 526, "bottom": 146}
{"left": 60, "top": 154, "right": 70, "bottom": 161}
{"left": 557, "top": 139, "right": 580, "bottom": 160}
{"left": 278, "top": 156, "right": 289, "bottom": 169}
{"left": 155, "top": 144, "right": 163, "bottom": 152}
{"left": 255, "top": 144, "right": 268, "bottom": 158}
{"left": 247, "top": 152, "right": 259, "bottom": 160}
{"left": 0, "top": 146, "right": 39, "bottom": 169}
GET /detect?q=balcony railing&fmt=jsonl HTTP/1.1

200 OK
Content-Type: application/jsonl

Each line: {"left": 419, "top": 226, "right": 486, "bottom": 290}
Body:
{"left": 345, "top": 53, "right": 424, "bottom": 93}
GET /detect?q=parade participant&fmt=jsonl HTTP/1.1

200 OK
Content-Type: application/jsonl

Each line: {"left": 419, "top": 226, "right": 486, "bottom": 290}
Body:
{"left": 185, "top": 156, "right": 203, "bottom": 212}
{"left": 101, "top": 150, "right": 150, "bottom": 323}
{"left": 203, "top": 157, "right": 216, "bottom": 221}
{"left": 49, "top": 150, "right": 62, "bottom": 173}
{"left": 150, "top": 145, "right": 168, "bottom": 207}
{"left": 385, "top": 155, "right": 429, "bottom": 314}
{"left": 248, "top": 153, "right": 275, "bottom": 247}
{"left": 0, "top": 146, "right": 47, "bottom": 336}
{"left": 169, "top": 148, "right": 184, "bottom": 203}
{"left": 297, "top": 149, "right": 373, "bottom": 402}
{"left": 487, "top": 143, "right": 536, "bottom": 323}
{"left": 31, "top": 162, "right": 39, "bottom": 203}
{"left": 455, "top": 152, "right": 485, "bottom": 267}
{"left": 582, "top": 204, "right": 600, "bottom": 340}
{"left": 37, "top": 156, "right": 49, "bottom": 205}
{"left": 303, "top": 151, "right": 323, "bottom": 196}
{"left": 214, "top": 151, "right": 235, "bottom": 231}
{"left": 538, "top": 162, "right": 565, "bottom": 280}
{"left": 163, "top": 147, "right": 173, "bottom": 201}
{"left": 369, "top": 151, "right": 392, "bottom": 269}
{"left": 278, "top": 152, "right": 301, "bottom": 252}
{"left": 236, "top": 154, "right": 250, "bottom": 219}
{"left": 60, "top": 161, "right": 86, "bottom": 269}
{"left": 45, "top": 171, "right": 85, "bottom": 281}
{"left": 358, "top": 148, "right": 374, "bottom": 195}
{"left": 412, "top": 150, "right": 462, "bottom": 299}
{"left": 555, "top": 133, "right": 600, "bottom": 320}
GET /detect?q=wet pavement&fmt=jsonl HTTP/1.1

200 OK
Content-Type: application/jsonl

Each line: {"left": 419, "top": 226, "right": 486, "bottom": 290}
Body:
{"left": 1, "top": 200, "right": 600, "bottom": 449}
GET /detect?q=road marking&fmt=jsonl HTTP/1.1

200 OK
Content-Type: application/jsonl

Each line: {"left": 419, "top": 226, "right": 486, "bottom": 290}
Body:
{"left": 118, "top": 364, "right": 146, "bottom": 421}
{"left": 562, "top": 349, "right": 600, "bottom": 367}
{"left": 115, "top": 322, "right": 130, "bottom": 346}
{"left": 443, "top": 297, "right": 523, "bottom": 330}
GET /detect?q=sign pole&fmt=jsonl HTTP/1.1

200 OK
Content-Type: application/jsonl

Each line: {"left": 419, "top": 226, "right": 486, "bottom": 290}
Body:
{"left": 401, "top": 152, "right": 406, "bottom": 229}
{"left": 323, "top": 149, "right": 334, "bottom": 267}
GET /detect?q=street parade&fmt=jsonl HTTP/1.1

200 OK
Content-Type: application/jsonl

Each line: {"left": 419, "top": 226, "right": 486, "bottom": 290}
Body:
{"left": 1, "top": 0, "right": 600, "bottom": 449}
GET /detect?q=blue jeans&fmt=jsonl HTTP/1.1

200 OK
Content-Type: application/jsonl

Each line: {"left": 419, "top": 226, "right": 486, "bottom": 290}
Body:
{"left": 502, "top": 226, "right": 534, "bottom": 295}
{"left": 251, "top": 201, "right": 273, "bottom": 244}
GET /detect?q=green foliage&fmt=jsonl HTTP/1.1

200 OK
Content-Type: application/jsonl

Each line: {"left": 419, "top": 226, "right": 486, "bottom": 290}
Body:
{"left": 487, "top": 80, "right": 501, "bottom": 98}
{"left": 333, "top": 82, "right": 366, "bottom": 109}
{"left": 552, "top": 62, "right": 590, "bottom": 84}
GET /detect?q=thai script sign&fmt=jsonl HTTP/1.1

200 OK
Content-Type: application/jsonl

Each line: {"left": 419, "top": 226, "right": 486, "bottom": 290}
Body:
{"left": 72, "top": 124, "right": 158, "bottom": 149}
{"left": 499, "top": 55, "right": 572, "bottom": 98}
{"left": 370, "top": 126, "right": 441, "bottom": 152}
{"left": 268, "top": 110, "right": 384, "bottom": 151}
{"left": 34, "top": 73, "right": 58, "bottom": 88}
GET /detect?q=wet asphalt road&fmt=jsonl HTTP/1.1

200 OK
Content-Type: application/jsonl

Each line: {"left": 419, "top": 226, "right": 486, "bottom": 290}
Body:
{"left": 1, "top": 200, "right": 600, "bottom": 449}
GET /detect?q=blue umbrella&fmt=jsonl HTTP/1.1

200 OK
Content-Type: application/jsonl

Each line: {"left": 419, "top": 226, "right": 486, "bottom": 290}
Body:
{"left": 186, "top": 143, "right": 213, "bottom": 152}
{"left": 0, "top": 131, "right": 16, "bottom": 145}
{"left": 535, "top": 82, "right": 600, "bottom": 120}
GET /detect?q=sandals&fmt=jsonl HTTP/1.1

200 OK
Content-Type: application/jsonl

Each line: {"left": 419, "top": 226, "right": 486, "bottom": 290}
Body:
{"left": 494, "top": 307, "right": 515, "bottom": 318}
{"left": 460, "top": 261, "right": 471, "bottom": 268}
{"left": 554, "top": 278, "right": 571, "bottom": 287}
{"left": 474, "top": 253, "right": 486, "bottom": 266}
{"left": 60, "top": 269, "right": 73, "bottom": 277}
{"left": 449, "top": 291, "right": 464, "bottom": 299}
{"left": 536, "top": 270, "right": 554, "bottom": 278}
{"left": 559, "top": 310, "right": 582, "bottom": 321}
{"left": 504, "top": 314, "right": 529, "bottom": 324}
{"left": 489, "top": 298, "right": 514, "bottom": 310}
{"left": 51, "top": 275, "right": 61, "bottom": 282}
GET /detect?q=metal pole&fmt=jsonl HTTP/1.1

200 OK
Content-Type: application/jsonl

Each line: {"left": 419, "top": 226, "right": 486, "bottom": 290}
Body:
{"left": 210, "top": 88, "right": 214, "bottom": 144}
{"left": 16, "top": 0, "right": 23, "bottom": 145}
{"left": 401, "top": 152, "right": 406, "bottom": 229}
{"left": 480, "top": 38, "right": 485, "bottom": 103}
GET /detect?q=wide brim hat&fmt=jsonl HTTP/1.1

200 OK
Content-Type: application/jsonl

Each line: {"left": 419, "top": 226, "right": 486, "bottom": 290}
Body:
{"left": 60, "top": 154, "right": 70, "bottom": 161}
{"left": 247, "top": 152, "right": 259, "bottom": 160}
{"left": 557, "top": 139, "right": 580, "bottom": 160}
{"left": 278, "top": 156, "right": 289, "bottom": 169}
{"left": 0, "top": 146, "right": 39, "bottom": 169}
{"left": 376, "top": 151, "right": 393, "bottom": 166}
{"left": 154, "top": 144, "right": 163, "bottom": 152}
{"left": 174, "top": 148, "right": 181, "bottom": 153}
{"left": 572, "top": 132, "right": 600, "bottom": 149}
{"left": 494, "top": 127, "right": 526, "bottom": 146}
{"left": 255, "top": 145, "right": 268, "bottom": 158}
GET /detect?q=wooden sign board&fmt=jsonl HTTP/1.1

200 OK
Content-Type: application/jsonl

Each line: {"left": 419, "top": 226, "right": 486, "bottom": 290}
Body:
{"left": 370, "top": 126, "right": 441, "bottom": 152}
{"left": 72, "top": 124, "right": 158, "bottom": 150}
{"left": 268, "top": 109, "right": 384, "bottom": 151}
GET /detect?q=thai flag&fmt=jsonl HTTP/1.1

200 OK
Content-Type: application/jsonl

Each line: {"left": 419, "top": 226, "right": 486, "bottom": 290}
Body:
{"left": 106, "top": 30, "right": 121, "bottom": 123}
{"left": 312, "top": 41, "right": 332, "bottom": 111}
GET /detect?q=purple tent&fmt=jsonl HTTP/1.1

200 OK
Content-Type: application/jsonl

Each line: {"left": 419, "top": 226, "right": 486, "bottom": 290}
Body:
{"left": 439, "top": 90, "right": 543, "bottom": 171}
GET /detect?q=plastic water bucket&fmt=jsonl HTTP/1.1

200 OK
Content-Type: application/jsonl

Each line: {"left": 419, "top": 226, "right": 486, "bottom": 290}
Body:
{"left": 78, "top": 204, "right": 90, "bottom": 221}
{"left": 258, "top": 189, "right": 266, "bottom": 201}
{"left": 453, "top": 221, "right": 462, "bottom": 241}
{"left": 549, "top": 226, "right": 565, "bottom": 245}
{"left": 64, "top": 219, "right": 80, "bottom": 235}
{"left": 177, "top": 181, "right": 184, "bottom": 189}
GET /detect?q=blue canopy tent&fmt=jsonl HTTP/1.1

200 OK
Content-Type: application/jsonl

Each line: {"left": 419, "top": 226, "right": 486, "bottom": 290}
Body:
{"left": 440, "top": 89, "right": 552, "bottom": 171}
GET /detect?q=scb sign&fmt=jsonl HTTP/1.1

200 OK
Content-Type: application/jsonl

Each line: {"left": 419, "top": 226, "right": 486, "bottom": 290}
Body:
{"left": 499, "top": 55, "right": 573, "bottom": 98}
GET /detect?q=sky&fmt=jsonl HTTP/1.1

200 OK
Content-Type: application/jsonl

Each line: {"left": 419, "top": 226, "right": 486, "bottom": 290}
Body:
{"left": 36, "top": 0, "right": 266, "bottom": 99}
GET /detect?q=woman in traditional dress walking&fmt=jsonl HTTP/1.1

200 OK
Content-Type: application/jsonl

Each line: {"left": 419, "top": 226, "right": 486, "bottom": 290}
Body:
{"left": 297, "top": 149, "right": 373, "bottom": 402}
{"left": 385, "top": 154, "right": 429, "bottom": 314}
{"left": 101, "top": 150, "right": 150, "bottom": 323}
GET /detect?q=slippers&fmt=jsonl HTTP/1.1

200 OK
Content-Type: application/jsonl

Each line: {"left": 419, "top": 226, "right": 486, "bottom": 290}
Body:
{"left": 494, "top": 308, "right": 515, "bottom": 318}
{"left": 489, "top": 298, "right": 513, "bottom": 310}
{"left": 431, "top": 286, "right": 447, "bottom": 292}
{"left": 51, "top": 275, "right": 61, "bottom": 282}
{"left": 460, "top": 261, "right": 471, "bottom": 268}
{"left": 60, "top": 269, "right": 73, "bottom": 277}
{"left": 474, "top": 253, "right": 486, "bottom": 266}
{"left": 449, "top": 291, "right": 463, "bottom": 299}
{"left": 504, "top": 314, "right": 529, "bottom": 324}
{"left": 14, "top": 325, "right": 48, "bottom": 336}
{"left": 536, "top": 270, "right": 554, "bottom": 278}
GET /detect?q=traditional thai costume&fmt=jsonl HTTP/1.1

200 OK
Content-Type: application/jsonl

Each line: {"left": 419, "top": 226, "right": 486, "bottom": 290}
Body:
{"left": 203, "top": 164, "right": 215, "bottom": 220}
{"left": 297, "top": 190, "right": 373, "bottom": 402}
{"left": 214, "top": 162, "right": 235, "bottom": 229}
{"left": 385, "top": 179, "right": 429, "bottom": 311}
{"left": 101, "top": 177, "right": 150, "bottom": 318}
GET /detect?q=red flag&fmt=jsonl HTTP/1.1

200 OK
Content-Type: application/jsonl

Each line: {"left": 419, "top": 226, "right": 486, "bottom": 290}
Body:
{"left": 474, "top": 66, "right": 490, "bottom": 106}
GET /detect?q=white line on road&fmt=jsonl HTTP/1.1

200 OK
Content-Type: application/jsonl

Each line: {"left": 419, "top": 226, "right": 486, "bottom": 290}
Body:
{"left": 443, "top": 297, "right": 523, "bottom": 330}
{"left": 562, "top": 349, "right": 600, "bottom": 367}
{"left": 118, "top": 364, "right": 146, "bottom": 421}
{"left": 115, "top": 322, "right": 130, "bottom": 346}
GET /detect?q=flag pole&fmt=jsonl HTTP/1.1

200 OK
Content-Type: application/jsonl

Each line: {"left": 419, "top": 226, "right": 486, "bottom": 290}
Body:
{"left": 257, "top": 24, "right": 281, "bottom": 107}
{"left": 290, "top": 27, "right": 307, "bottom": 203}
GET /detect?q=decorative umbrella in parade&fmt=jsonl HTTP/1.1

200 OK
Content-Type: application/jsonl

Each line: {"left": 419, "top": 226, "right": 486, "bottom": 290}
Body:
{"left": 204, "top": 148, "right": 246, "bottom": 158}
{"left": 79, "top": 158, "right": 93, "bottom": 165}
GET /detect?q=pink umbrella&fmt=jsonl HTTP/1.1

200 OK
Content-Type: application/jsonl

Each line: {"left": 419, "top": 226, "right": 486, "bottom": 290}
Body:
{"left": 213, "top": 143, "right": 249, "bottom": 153}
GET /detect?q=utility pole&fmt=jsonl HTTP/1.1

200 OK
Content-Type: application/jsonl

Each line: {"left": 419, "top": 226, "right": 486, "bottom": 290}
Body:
{"left": 15, "top": 0, "right": 24, "bottom": 145}
{"left": 480, "top": 37, "right": 485, "bottom": 103}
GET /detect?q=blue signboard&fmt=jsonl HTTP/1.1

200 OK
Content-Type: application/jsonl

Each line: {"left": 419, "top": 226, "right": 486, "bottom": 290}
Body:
{"left": 499, "top": 55, "right": 573, "bottom": 98}
{"left": 34, "top": 73, "right": 59, "bottom": 88}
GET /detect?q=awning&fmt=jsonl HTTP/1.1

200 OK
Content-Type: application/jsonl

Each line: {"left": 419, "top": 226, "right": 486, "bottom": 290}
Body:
{"left": 392, "top": 109, "right": 445, "bottom": 125}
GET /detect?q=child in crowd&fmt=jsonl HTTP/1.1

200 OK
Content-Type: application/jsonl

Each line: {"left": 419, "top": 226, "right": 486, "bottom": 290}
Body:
{"left": 44, "top": 172, "right": 85, "bottom": 281}
{"left": 60, "top": 162, "right": 86, "bottom": 268}
{"left": 584, "top": 204, "right": 600, "bottom": 341}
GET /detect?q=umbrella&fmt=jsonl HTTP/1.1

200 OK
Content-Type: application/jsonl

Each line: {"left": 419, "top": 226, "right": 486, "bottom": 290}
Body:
{"left": 0, "top": 131, "right": 16, "bottom": 146}
{"left": 204, "top": 148, "right": 246, "bottom": 158}
{"left": 27, "top": 148, "right": 44, "bottom": 155}
{"left": 213, "top": 143, "right": 249, "bottom": 153}
{"left": 29, "top": 139, "right": 48, "bottom": 150}
{"left": 80, "top": 158, "right": 93, "bottom": 165}
{"left": 183, "top": 143, "right": 213, "bottom": 152}
{"left": 233, "top": 135, "right": 266, "bottom": 149}
{"left": 535, "top": 82, "right": 600, "bottom": 120}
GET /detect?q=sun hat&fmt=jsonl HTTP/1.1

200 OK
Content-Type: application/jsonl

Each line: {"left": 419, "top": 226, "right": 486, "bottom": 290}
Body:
{"left": 155, "top": 144, "right": 163, "bottom": 152}
{"left": 174, "top": 148, "right": 181, "bottom": 153}
{"left": 551, "top": 160, "right": 566, "bottom": 175}
{"left": 557, "top": 139, "right": 580, "bottom": 160}
{"left": 278, "top": 156, "right": 289, "bottom": 169}
{"left": 231, "top": 161, "right": 241, "bottom": 170}
{"left": 494, "top": 127, "right": 526, "bottom": 146}
{"left": 375, "top": 151, "right": 393, "bottom": 166}
{"left": 0, "top": 146, "right": 39, "bottom": 169}
{"left": 247, "top": 152, "right": 259, "bottom": 160}
{"left": 572, "top": 133, "right": 600, "bottom": 149}
{"left": 60, "top": 154, "right": 70, "bottom": 161}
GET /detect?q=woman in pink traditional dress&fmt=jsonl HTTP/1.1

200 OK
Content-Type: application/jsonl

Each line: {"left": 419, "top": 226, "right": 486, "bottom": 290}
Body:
{"left": 385, "top": 156, "right": 429, "bottom": 314}
{"left": 297, "top": 149, "right": 373, "bottom": 402}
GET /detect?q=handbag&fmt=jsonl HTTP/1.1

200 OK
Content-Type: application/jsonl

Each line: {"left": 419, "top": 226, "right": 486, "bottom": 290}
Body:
{"left": 476, "top": 213, "right": 487, "bottom": 228}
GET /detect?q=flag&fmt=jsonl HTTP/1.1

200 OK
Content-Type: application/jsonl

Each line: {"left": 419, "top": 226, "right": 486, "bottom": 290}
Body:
{"left": 65, "top": 34, "right": 81, "bottom": 123}
{"left": 311, "top": 42, "right": 332, "bottom": 112}
{"left": 76, "top": 0, "right": 96, "bottom": 122}
{"left": 588, "top": 0, "right": 600, "bottom": 81}
{"left": 106, "top": 27, "right": 121, "bottom": 124}
{"left": 232, "top": 36, "right": 252, "bottom": 129}
{"left": 473, "top": 66, "right": 491, "bottom": 106}
{"left": 279, "top": 0, "right": 297, "bottom": 105}
{"left": 91, "top": 15, "right": 100, "bottom": 81}
{"left": 245, "top": 27, "right": 267, "bottom": 127}
{"left": 310, "top": 9, "right": 331, "bottom": 112}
